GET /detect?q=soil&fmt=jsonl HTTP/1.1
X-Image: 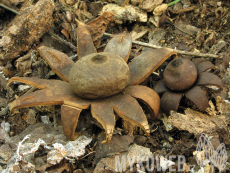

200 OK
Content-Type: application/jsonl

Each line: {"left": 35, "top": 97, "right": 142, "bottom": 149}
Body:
{"left": 0, "top": 0, "right": 229, "bottom": 172}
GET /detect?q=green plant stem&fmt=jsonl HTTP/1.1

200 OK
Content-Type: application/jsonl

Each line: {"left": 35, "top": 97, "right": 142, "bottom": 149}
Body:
{"left": 167, "top": 0, "right": 181, "bottom": 7}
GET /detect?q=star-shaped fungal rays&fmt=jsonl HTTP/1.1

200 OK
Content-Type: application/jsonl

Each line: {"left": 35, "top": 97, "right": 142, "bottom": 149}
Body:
{"left": 8, "top": 21, "right": 177, "bottom": 143}
{"left": 154, "top": 58, "right": 223, "bottom": 114}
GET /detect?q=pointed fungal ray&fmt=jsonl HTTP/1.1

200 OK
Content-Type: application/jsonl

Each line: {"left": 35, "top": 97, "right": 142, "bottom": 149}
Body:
{"left": 91, "top": 102, "right": 115, "bottom": 144}
{"left": 124, "top": 85, "right": 160, "bottom": 121}
{"left": 38, "top": 46, "right": 74, "bottom": 82}
{"left": 61, "top": 104, "right": 82, "bottom": 140}
{"left": 77, "top": 21, "right": 97, "bottom": 59}
{"left": 104, "top": 33, "right": 132, "bottom": 62}
{"left": 160, "top": 92, "right": 183, "bottom": 115}
{"left": 128, "top": 48, "right": 177, "bottom": 85}
{"left": 111, "top": 94, "right": 150, "bottom": 136}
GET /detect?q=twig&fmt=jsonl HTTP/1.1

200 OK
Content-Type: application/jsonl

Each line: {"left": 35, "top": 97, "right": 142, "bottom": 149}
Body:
{"left": 167, "top": 0, "right": 181, "bottom": 7}
{"left": 69, "top": 54, "right": 78, "bottom": 61}
{"left": 48, "top": 31, "right": 78, "bottom": 51}
{"left": 104, "top": 33, "right": 220, "bottom": 58}
{"left": 25, "top": 86, "right": 37, "bottom": 94}
{"left": 0, "top": 3, "right": 20, "bottom": 15}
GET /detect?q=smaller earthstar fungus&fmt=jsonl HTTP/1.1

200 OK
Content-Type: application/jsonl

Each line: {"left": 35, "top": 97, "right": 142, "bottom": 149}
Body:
{"left": 154, "top": 58, "right": 223, "bottom": 114}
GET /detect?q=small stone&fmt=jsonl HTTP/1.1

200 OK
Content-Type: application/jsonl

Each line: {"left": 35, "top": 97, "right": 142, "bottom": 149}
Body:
{"left": 163, "top": 141, "right": 172, "bottom": 149}
{"left": 1, "top": 122, "right": 10, "bottom": 134}
{"left": 168, "top": 136, "right": 174, "bottom": 142}
{"left": 217, "top": 1, "right": 222, "bottom": 6}
{"left": 66, "top": 11, "right": 73, "bottom": 22}
{"left": 41, "top": 115, "right": 51, "bottom": 125}
{"left": 9, "top": 131, "right": 14, "bottom": 136}
{"left": 18, "top": 85, "right": 31, "bottom": 91}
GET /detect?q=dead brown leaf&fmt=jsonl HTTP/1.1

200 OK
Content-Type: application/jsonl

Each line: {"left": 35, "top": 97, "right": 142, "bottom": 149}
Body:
{"left": 153, "top": 3, "right": 168, "bottom": 16}
{"left": 74, "top": 1, "right": 93, "bottom": 21}
{"left": 174, "top": 20, "right": 201, "bottom": 36}
{"left": 169, "top": 5, "right": 196, "bottom": 14}
{"left": 86, "top": 12, "right": 115, "bottom": 47}
{"left": 131, "top": 25, "right": 149, "bottom": 40}
{"left": 134, "top": 0, "right": 163, "bottom": 12}
{"left": 15, "top": 51, "right": 32, "bottom": 77}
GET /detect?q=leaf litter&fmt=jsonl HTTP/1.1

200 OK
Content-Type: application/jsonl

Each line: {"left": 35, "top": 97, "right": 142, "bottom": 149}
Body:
{"left": 0, "top": 0, "right": 230, "bottom": 172}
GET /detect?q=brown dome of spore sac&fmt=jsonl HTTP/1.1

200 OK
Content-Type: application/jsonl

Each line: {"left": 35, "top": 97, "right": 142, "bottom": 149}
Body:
{"left": 69, "top": 52, "right": 130, "bottom": 99}
{"left": 163, "top": 58, "right": 198, "bottom": 91}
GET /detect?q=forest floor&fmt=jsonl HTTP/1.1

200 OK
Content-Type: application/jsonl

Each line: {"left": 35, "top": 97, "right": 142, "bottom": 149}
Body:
{"left": 0, "top": 0, "right": 229, "bottom": 172}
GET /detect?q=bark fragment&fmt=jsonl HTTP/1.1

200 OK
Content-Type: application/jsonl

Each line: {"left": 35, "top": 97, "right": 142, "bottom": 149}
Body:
{"left": 0, "top": 0, "right": 55, "bottom": 64}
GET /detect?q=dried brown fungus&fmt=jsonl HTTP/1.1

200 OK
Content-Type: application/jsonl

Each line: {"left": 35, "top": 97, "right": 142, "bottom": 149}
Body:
{"left": 154, "top": 58, "right": 223, "bottom": 114}
{"left": 7, "top": 16, "right": 177, "bottom": 144}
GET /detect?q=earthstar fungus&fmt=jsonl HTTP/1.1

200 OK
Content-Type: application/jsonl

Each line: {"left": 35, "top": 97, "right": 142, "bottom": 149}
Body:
{"left": 154, "top": 58, "right": 223, "bottom": 115}
{"left": 8, "top": 20, "right": 177, "bottom": 144}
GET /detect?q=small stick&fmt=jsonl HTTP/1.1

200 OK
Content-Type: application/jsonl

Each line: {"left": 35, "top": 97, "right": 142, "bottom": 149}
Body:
{"left": 48, "top": 31, "right": 78, "bottom": 51}
{"left": 104, "top": 33, "right": 220, "bottom": 58}
{"left": 24, "top": 86, "right": 37, "bottom": 94}
{"left": 0, "top": 3, "right": 20, "bottom": 15}
{"left": 69, "top": 54, "right": 78, "bottom": 61}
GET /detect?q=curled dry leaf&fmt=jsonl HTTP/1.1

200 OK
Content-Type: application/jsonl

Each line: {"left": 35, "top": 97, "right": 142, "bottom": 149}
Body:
{"left": 153, "top": 3, "right": 168, "bottom": 16}
{"left": 0, "top": 0, "right": 55, "bottom": 65}
{"left": 168, "top": 1, "right": 196, "bottom": 14}
{"left": 177, "top": 6, "right": 196, "bottom": 14}
{"left": 86, "top": 12, "right": 115, "bottom": 47}
{"left": 101, "top": 4, "right": 147, "bottom": 23}
{"left": 74, "top": 1, "right": 93, "bottom": 21}
{"left": 174, "top": 21, "right": 201, "bottom": 36}
{"left": 151, "top": 3, "right": 168, "bottom": 27}
{"left": 131, "top": 25, "right": 149, "bottom": 40}
{"left": 2, "top": 61, "right": 14, "bottom": 78}
{"left": 209, "top": 39, "right": 227, "bottom": 54}
{"left": 61, "top": 29, "right": 69, "bottom": 40}
{"left": 132, "top": 0, "right": 163, "bottom": 12}
{"left": 15, "top": 51, "right": 32, "bottom": 77}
